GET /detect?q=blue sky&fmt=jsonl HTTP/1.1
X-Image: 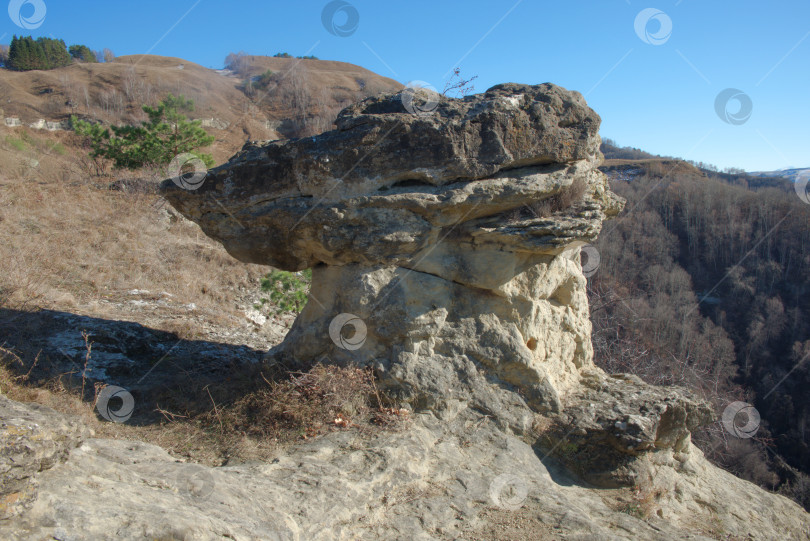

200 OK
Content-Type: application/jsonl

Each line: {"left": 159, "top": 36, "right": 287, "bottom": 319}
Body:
{"left": 3, "top": 0, "right": 808, "bottom": 171}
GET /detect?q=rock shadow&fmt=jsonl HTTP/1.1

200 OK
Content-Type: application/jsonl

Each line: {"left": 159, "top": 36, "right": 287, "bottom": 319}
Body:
{"left": 0, "top": 307, "right": 270, "bottom": 426}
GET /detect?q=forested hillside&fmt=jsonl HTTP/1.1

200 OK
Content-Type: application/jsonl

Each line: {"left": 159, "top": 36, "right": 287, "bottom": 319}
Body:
{"left": 600, "top": 138, "right": 664, "bottom": 161}
{"left": 593, "top": 159, "right": 810, "bottom": 508}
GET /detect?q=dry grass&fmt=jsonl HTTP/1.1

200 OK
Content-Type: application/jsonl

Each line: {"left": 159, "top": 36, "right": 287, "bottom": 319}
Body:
{"left": 0, "top": 128, "right": 268, "bottom": 321}
{"left": 137, "top": 360, "right": 408, "bottom": 465}
{"left": 216, "top": 364, "right": 408, "bottom": 443}
{"left": 608, "top": 475, "right": 666, "bottom": 520}
{"left": 0, "top": 347, "right": 98, "bottom": 422}
{"left": 0, "top": 53, "right": 402, "bottom": 161}
{"left": 0, "top": 126, "right": 408, "bottom": 467}
{"left": 1, "top": 345, "right": 408, "bottom": 466}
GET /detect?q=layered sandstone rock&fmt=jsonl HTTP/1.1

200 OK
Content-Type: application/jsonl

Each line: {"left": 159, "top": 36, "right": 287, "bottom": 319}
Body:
{"left": 162, "top": 83, "right": 617, "bottom": 270}
{"left": 160, "top": 83, "right": 716, "bottom": 484}
{"left": 162, "top": 83, "right": 620, "bottom": 416}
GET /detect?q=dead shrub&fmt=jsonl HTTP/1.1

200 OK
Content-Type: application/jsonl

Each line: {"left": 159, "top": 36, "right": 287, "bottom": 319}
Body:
{"left": 1, "top": 344, "right": 408, "bottom": 466}
{"left": 219, "top": 363, "right": 404, "bottom": 442}
{"left": 614, "top": 476, "right": 666, "bottom": 519}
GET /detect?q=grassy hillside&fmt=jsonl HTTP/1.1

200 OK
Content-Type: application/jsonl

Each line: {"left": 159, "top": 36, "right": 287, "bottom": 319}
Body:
{"left": 0, "top": 53, "right": 406, "bottom": 465}
{"left": 0, "top": 54, "right": 402, "bottom": 163}
{"left": 0, "top": 53, "right": 403, "bottom": 348}
{"left": 222, "top": 54, "right": 403, "bottom": 137}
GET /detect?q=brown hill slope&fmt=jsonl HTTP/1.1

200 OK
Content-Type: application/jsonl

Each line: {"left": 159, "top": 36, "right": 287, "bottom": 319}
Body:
{"left": 226, "top": 54, "right": 403, "bottom": 137}
{"left": 0, "top": 54, "right": 402, "bottom": 161}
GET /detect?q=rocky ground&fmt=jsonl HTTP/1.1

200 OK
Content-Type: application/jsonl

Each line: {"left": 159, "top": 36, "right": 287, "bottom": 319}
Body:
{"left": 2, "top": 392, "right": 808, "bottom": 540}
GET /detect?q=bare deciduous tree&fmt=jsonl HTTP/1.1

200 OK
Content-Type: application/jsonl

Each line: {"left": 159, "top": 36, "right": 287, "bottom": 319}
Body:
{"left": 224, "top": 51, "right": 250, "bottom": 77}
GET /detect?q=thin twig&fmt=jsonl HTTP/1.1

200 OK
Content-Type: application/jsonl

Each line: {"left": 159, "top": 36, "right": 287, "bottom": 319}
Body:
{"left": 80, "top": 330, "right": 93, "bottom": 399}
{"left": 367, "top": 368, "right": 385, "bottom": 412}
{"left": 204, "top": 385, "right": 224, "bottom": 433}
{"left": 155, "top": 404, "right": 189, "bottom": 422}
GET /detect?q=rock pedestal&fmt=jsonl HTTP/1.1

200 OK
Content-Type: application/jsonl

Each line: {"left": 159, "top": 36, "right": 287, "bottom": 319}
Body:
{"left": 162, "top": 83, "right": 710, "bottom": 485}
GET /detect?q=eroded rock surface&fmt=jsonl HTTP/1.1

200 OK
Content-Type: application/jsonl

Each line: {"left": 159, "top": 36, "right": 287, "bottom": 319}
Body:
{"left": 161, "top": 84, "right": 623, "bottom": 420}
{"left": 540, "top": 372, "right": 716, "bottom": 487}
{"left": 161, "top": 83, "right": 620, "bottom": 270}
{"left": 1, "top": 398, "right": 808, "bottom": 541}
{"left": 0, "top": 395, "right": 88, "bottom": 520}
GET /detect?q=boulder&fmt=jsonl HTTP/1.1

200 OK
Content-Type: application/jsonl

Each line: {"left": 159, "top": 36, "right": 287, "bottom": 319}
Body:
{"left": 161, "top": 83, "right": 619, "bottom": 270}
{"left": 539, "top": 372, "right": 716, "bottom": 487}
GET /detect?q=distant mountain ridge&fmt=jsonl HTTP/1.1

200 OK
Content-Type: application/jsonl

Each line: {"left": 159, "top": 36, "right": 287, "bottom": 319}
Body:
{"left": 748, "top": 167, "right": 810, "bottom": 182}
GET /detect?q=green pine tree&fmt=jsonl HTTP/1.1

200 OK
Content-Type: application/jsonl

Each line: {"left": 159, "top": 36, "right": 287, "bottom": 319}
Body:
{"left": 69, "top": 44, "right": 97, "bottom": 63}
{"left": 8, "top": 36, "right": 33, "bottom": 70}
{"left": 8, "top": 36, "right": 20, "bottom": 69}
{"left": 40, "top": 38, "right": 71, "bottom": 68}
{"left": 8, "top": 36, "right": 71, "bottom": 70}
{"left": 72, "top": 94, "right": 215, "bottom": 170}
{"left": 32, "top": 38, "right": 48, "bottom": 69}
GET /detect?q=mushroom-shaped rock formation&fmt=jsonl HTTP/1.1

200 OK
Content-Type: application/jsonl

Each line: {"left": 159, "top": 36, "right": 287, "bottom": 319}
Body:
{"left": 162, "top": 83, "right": 709, "bottom": 486}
